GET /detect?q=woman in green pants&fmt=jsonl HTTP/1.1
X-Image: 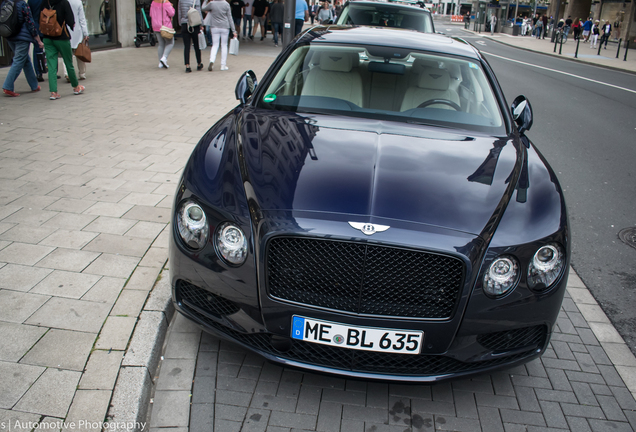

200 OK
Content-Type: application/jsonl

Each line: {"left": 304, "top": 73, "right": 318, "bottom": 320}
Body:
{"left": 42, "top": 0, "right": 85, "bottom": 99}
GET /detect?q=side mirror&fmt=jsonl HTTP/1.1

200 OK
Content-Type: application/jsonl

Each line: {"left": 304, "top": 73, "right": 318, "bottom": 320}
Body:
{"left": 235, "top": 70, "right": 258, "bottom": 105}
{"left": 511, "top": 95, "right": 533, "bottom": 135}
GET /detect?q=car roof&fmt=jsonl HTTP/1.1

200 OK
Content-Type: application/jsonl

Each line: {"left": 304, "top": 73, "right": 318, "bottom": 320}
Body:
{"left": 344, "top": 0, "right": 430, "bottom": 12}
{"left": 298, "top": 26, "right": 481, "bottom": 60}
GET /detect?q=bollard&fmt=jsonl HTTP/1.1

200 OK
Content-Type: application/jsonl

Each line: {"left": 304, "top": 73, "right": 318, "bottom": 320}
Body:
{"left": 624, "top": 40, "right": 630, "bottom": 61}
{"left": 559, "top": 35, "right": 563, "bottom": 55}
{"left": 575, "top": 38, "right": 580, "bottom": 58}
{"left": 597, "top": 42, "right": 602, "bottom": 56}
{"left": 616, "top": 38, "right": 622, "bottom": 58}
{"left": 554, "top": 35, "right": 558, "bottom": 53}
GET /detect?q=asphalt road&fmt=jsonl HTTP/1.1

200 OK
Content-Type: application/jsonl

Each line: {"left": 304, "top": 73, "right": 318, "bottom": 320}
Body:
{"left": 442, "top": 26, "right": 636, "bottom": 356}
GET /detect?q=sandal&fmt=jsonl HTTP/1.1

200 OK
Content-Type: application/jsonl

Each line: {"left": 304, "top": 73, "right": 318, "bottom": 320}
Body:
{"left": 50, "top": 92, "right": 61, "bottom": 100}
{"left": 3, "top": 89, "right": 20, "bottom": 97}
{"left": 73, "top": 85, "right": 85, "bottom": 95}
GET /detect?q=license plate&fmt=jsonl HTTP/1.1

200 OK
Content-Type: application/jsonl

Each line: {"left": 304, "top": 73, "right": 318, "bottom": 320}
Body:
{"left": 291, "top": 316, "right": 423, "bottom": 354}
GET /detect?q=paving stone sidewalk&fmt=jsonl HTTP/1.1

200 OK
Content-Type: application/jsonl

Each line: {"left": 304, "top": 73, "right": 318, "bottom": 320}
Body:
{"left": 0, "top": 39, "right": 278, "bottom": 432}
{"left": 149, "top": 269, "right": 636, "bottom": 432}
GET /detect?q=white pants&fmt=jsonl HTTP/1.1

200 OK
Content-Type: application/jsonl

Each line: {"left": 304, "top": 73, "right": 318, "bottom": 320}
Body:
{"left": 209, "top": 28, "right": 229, "bottom": 66}
{"left": 63, "top": 53, "right": 86, "bottom": 77}
{"left": 590, "top": 34, "right": 598, "bottom": 47}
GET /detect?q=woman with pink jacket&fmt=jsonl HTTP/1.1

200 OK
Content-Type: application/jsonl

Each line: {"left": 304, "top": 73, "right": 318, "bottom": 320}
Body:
{"left": 150, "top": 0, "right": 176, "bottom": 68}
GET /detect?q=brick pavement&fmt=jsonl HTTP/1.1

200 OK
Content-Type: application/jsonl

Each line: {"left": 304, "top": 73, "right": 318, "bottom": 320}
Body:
{"left": 149, "top": 269, "right": 636, "bottom": 432}
{"left": 0, "top": 38, "right": 277, "bottom": 431}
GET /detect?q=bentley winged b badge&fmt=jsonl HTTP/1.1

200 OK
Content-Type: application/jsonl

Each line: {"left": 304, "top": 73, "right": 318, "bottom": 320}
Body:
{"left": 348, "top": 222, "right": 390, "bottom": 236}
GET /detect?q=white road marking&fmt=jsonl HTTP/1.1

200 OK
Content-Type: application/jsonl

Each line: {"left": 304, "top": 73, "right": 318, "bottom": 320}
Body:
{"left": 481, "top": 51, "right": 636, "bottom": 95}
{"left": 475, "top": 41, "right": 487, "bottom": 45}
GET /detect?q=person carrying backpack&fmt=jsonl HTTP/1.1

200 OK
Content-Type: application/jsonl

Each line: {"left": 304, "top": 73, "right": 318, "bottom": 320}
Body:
{"left": 1, "top": 0, "right": 44, "bottom": 96}
{"left": 41, "top": 0, "right": 84, "bottom": 99}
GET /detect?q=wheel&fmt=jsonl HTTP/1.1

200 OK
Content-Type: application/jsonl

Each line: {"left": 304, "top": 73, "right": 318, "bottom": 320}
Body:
{"left": 134, "top": 38, "right": 141, "bottom": 47}
{"left": 417, "top": 99, "right": 461, "bottom": 110}
{"left": 150, "top": 34, "right": 157, "bottom": 46}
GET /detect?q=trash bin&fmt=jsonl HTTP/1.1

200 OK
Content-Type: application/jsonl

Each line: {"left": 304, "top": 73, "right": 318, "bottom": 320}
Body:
{"left": 512, "top": 24, "right": 520, "bottom": 36}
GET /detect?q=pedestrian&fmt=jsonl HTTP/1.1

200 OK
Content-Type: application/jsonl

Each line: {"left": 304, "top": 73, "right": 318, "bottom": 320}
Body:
{"left": 590, "top": 20, "right": 599, "bottom": 48}
{"left": 2, "top": 0, "right": 43, "bottom": 96}
{"left": 178, "top": 0, "right": 204, "bottom": 72}
{"left": 489, "top": 13, "right": 496, "bottom": 35}
{"left": 229, "top": 0, "right": 244, "bottom": 38}
{"left": 242, "top": 0, "right": 253, "bottom": 39}
{"left": 464, "top": 12, "right": 470, "bottom": 29}
{"left": 571, "top": 17, "right": 580, "bottom": 40}
{"left": 309, "top": 0, "right": 318, "bottom": 24}
{"left": 541, "top": 14, "right": 547, "bottom": 38}
{"left": 582, "top": 17, "right": 592, "bottom": 41}
{"left": 613, "top": 18, "right": 620, "bottom": 40}
{"left": 150, "top": 0, "right": 175, "bottom": 69}
{"left": 535, "top": 14, "right": 543, "bottom": 39}
{"left": 564, "top": 15, "right": 572, "bottom": 38}
{"left": 202, "top": 0, "right": 236, "bottom": 71}
{"left": 251, "top": 0, "right": 268, "bottom": 40}
{"left": 600, "top": 20, "right": 611, "bottom": 49}
{"left": 333, "top": 0, "right": 341, "bottom": 21}
{"left": 41, "top": 0, "right": 84, "bottom": 99}
{"left": 316, "top": 0, "right": 333, "bottom": 24}
{"left": 269, "top": 0, "right": 283, "bottom": 46}
{"left": 294, "top": 0, "right": 308, "bottom": 36}
{"left": 27, "top": 0, "right": 47, "bottom": 82}
{"left": 63, "top": 0, "right": 89, "bottom": 82}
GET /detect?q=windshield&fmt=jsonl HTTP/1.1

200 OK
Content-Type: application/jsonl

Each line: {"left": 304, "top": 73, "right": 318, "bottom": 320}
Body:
{"left": 336, "top": 4, "right": 434, "bottom": 33}
{"left": 256, "top": 44, "right": 505, "bottom": 135}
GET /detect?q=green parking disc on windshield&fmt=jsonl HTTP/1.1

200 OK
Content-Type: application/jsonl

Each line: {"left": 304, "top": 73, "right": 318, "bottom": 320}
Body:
{"left": 263, "top": 94, "right": 277, "bottom": 103}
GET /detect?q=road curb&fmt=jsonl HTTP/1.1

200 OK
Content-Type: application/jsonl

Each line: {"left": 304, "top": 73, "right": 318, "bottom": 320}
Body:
{"left": 105, "top": 271, "right": 175, "bottom": 432}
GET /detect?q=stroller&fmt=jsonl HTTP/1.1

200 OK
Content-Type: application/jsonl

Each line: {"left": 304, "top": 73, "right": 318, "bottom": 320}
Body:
{"left": 135, "top": 0, "right": 157, "bottom": 47}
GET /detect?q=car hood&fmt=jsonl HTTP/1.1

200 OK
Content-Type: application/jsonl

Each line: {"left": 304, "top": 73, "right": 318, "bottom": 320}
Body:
{"left": 239, "top": 111, "right": 520, "bottom": 236}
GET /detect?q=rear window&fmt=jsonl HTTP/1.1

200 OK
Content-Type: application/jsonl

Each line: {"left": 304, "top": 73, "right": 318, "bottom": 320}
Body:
{"left": 256, "top": 44, "right": 505, "bottom": 135}
{"left": 336, "top": 4, "right": 434, "bottom": 33}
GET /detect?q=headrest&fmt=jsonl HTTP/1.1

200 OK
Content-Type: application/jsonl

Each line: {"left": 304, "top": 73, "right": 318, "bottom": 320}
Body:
{"left": 319, "top": 53, "right": 354, "bottom": 72}
{"left": 418, "top": 67, "right": 450, "bottom": 91}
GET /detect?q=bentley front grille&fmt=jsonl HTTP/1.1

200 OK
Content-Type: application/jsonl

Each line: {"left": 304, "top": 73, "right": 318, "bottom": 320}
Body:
{"left": 266, "top": 237, "right": 465, "bottom": 319}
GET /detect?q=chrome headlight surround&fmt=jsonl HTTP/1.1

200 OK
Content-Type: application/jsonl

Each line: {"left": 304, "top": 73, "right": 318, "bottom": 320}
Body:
{"left": 483, "top": 256, "right": 520, "bottom": 298}
{"left": 527, "top": 244, "right": 565, "bottom": 291}
{"left": 214, "top": 222, "right": 248, "bottom": 266}
{"left": 176, "top": 201, "right": 209, "bottom": 250}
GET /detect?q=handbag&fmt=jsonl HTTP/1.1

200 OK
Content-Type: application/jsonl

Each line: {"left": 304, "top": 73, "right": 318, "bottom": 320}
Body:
{"left": 187, "top": 0, "right": 202, "bottom": 32}
{"left": 198, "top": 31, "right": 207, "bottom": 49}
{"left": 161, "top": 25, "right": 175, "bottom": 39}
{"left": 229, "top": 37, "right": 239, "bottom": 55}
{"left": 74, "top": 41, "right": 91, "bottom": 63}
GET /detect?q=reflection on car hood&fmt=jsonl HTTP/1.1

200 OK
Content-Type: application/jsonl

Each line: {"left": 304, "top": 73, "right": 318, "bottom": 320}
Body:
{"left": 240, "top": 111, "right": 518, "bottom": 236}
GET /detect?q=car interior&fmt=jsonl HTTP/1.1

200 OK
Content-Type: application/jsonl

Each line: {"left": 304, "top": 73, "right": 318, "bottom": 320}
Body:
{"left": 260, "top": 45, "right": 503, "bottom": 131}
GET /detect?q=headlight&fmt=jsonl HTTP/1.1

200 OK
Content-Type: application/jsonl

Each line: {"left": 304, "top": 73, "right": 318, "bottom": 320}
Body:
{"left": 215, "top": 222, "right": 248, "bottom": 266}
{"left": 527, "top": 244, "right": 564, "bottom": 290}
{"left": 177, "top": 201, "right": 209, "bottom": 249}
{"left": 483, "top": 257, "right": 519, "bottom": 297}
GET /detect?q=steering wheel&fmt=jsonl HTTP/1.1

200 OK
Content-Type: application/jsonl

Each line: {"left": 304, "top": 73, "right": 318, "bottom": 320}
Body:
{"left": 417, "top": 99, "right": 461, "bottom": 111}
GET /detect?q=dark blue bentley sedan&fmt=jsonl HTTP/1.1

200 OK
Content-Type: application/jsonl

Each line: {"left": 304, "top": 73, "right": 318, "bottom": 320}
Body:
{"left": 169, "top": 26, "right": 570, "bottom": 382}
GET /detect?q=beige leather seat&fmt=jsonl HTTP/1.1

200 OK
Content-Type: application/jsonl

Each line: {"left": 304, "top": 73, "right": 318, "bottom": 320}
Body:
{"left": 400, "top": 67, "right": 460, "bottom": 111}
{"left": 302, "top": 52, "right": 364, "bottom": 107}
